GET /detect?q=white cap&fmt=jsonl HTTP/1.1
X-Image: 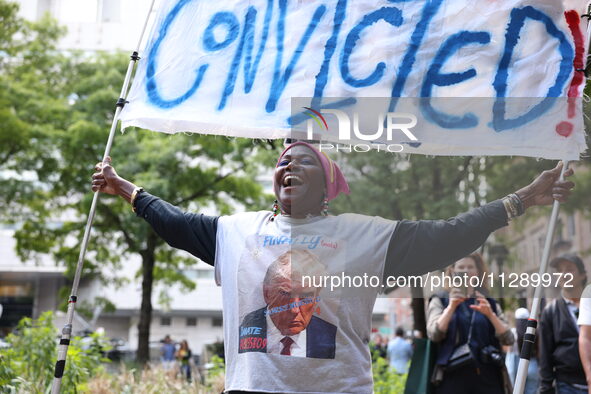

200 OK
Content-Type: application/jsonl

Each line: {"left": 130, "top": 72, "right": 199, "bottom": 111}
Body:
{"left": 515, "top": 307, "right": 529, "bottom": 319}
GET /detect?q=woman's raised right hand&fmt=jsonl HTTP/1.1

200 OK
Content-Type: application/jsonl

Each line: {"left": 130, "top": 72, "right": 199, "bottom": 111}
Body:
{"left": 91, "top": 156, "right": 120, "bottom": 195}
{"left": 448, "top": 287, "right": 466, "bottom": 309}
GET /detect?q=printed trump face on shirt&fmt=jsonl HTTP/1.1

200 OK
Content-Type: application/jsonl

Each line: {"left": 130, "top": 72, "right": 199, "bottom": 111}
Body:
{"left": 238, "top": 247, "right": 337, "bottom": 358}
{"left": 264, "top": 273, "right": 319, "bottom": 336}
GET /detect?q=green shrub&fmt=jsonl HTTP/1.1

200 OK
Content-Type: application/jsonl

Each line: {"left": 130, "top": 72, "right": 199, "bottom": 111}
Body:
{"left": 373, "top": 355, "right": 408, "bottom": 394}
{"left": 206, "top": 355, "right": 225, "bottom": 379}
{"left": 0, "top": 311, "right": 109, "bottom": 393}
{"left": 0, "top": 319, "right": 408, "bottom": 394}
{"left": 85, "top": 363, "right": 227, "bottom": 393}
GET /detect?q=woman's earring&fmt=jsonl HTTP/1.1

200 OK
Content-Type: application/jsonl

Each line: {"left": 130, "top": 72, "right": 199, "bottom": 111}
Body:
{"left": 322, "top": 196, "right": 329, "bottom": 216}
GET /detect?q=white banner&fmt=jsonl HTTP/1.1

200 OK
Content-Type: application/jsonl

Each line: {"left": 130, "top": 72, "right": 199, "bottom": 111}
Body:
{"left": 121, "top": 0, "right": 588, "bottom": 160}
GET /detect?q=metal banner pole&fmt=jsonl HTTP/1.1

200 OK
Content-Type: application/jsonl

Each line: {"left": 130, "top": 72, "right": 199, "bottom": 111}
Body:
{"left": 512, "top": 161, "right": 569, "bottom": 394}
{"left": 51, "top": 1, "right": 156, "bottom": 392}
{"left": 514, "top": 4, "right": 591, "bottom": 392}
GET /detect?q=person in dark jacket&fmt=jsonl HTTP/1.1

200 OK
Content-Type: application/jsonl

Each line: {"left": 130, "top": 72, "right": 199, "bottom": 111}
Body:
{"left": 427, "top": 253, "right": 514, "bottom": 394}
{"left": 539, "top": 254, "right": 588, "bottom": 394}
{"left": 91, "top": 142, "right": 574, "bottom": 394}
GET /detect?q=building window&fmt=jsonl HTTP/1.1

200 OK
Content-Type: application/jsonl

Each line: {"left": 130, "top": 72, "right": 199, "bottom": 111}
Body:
{"left": 555, "top": 219, "right": 563, "bottom": 241}
{"left": 186, "top": 317, "right": 197, "bottom": 326}
{"left": 197, "top": 270, "right": 214, "bottom": 280}
{"left": 212, "top": 317, "right": 223, "bottom": 327}
{"left": 59, "top": 0, "right": 98, "bottom": 23}
{"left": 567, "top": 214, "right": 576, "bottom": 239}
{"left": 100, "top": 0, "right": 120, "bottom": 22}
{"left": 160, "top": 317, "right": 171, "bottom": 326}
{"left": 538, "top": 235, "right": 545, "bottom": 255}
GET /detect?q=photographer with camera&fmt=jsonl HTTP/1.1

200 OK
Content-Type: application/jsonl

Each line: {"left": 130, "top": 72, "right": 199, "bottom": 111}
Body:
{"left": 427, "top": 253, "right": 514, "bottom": 394}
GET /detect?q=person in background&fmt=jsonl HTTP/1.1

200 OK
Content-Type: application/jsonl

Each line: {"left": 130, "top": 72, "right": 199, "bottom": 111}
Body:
{"left": 388, "top": 327, "right": 413, "bottom": 374}
{"left": 578, "top": 284, "right": 591, "bottom": 394}
{"left": 539, "top": 254, "right": 588, "bottom": 394}
{"left": 161, "top": 335, "right": 176, "bottom": 371}
{"left": 427, "top": 253, "right": 514, "bottom": 394}
{"left": 371, "top": 333, "right": 388, "bottom": 360}
{"left": 505, "top": 309, "right": 522, "bottom": 385}
{"left": 176, "top": 340, "right": 192, "bottom": 382}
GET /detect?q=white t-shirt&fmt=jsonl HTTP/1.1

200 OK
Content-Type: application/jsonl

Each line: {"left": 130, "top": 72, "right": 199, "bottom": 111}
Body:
{"left": 578, "top": 284, "right": 591, "bottom": 326}
{"left": 215, "top": 211, "right": 397, "bottom": 393}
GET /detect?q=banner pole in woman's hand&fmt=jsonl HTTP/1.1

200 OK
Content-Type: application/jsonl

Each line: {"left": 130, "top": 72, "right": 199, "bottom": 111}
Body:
{"left": 515, "top": 3, "right": 591, "bottom": 392}
{"left": 50, "top": 1, "right": 156, "bottom": 392}
{"left": 512, "top": 161, "right": 570, "bottom": 394}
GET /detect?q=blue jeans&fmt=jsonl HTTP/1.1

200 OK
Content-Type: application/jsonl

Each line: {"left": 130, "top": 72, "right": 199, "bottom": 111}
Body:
{"left": 180, "top": 364, "right": 191, "bottom": 382}
{"left": 524, "top": 358, "right": 539, "bottom": 394}
{"left": 556, "top": 380, "right": 588, "bottom": 394}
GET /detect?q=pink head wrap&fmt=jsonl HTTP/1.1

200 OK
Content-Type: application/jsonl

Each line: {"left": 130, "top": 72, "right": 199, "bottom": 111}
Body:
{"left": 276, "top": 141, "right": 350, "bottom": 201}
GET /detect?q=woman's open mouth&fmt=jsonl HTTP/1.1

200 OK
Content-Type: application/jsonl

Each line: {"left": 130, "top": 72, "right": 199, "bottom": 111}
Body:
{"left": 283, "top": 175, "right": 304, "bottom": 187}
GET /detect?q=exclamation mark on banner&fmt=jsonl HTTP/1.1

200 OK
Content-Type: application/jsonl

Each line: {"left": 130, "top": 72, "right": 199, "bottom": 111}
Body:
{"left": 556, "top": 96, "right": 578, "bottom": 137}
{"left": 556, "top": 10, "right": 586, "bottom": 137}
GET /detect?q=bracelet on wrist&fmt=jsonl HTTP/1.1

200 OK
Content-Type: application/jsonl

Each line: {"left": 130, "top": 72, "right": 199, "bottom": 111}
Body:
{"left": 130, "top": 187, "right": 144, "bottom": 213}
{"left": 502, "top": 193, "right": 524, "bottom": 220}
{"left": 509, "top": 193, "right": 524, "bottom": 215}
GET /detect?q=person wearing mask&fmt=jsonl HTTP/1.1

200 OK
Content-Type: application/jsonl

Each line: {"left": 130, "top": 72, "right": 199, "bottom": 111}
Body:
{"left": 427, "top": 253, "right": 514, "bottom": 394}
{"left": 539, "top": 254, "right": 588, "bottom": 394}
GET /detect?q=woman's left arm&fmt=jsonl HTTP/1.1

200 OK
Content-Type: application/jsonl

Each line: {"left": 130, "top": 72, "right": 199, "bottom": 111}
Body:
{"left": 470, "top": 292, "right": 514, "bottom": 345}
{"left": 384, "top": 162, "right": 574, "bottom": 278}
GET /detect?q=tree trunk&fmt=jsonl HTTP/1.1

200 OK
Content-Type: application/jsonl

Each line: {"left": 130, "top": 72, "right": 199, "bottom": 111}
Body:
{"left": 136, "top": 235, "right": 156, "bottom": 364}
{"left": 411, "top": 286, "right": 427, "bottom": 337}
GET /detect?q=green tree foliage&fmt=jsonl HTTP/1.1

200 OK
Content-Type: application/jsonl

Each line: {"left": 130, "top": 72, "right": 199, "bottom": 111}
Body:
{"left": 1, "top": 0, "right": 276, "bottom": 365}
{"left": 0, "top": 311, "right": 109, "bottom": 393}
{"left": 332, "top": 155, "right": 477, "bottom": 219}
{"left": 0, "top": 0, "right": 67, "bottom": 221}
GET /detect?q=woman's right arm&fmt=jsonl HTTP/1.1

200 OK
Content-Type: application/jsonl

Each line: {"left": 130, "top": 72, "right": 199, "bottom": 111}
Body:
{"left": 427, "top": 290, "right": 463, "bottom": 342}
{"left": 134, "top": 194, "right": 218, "bottom": 265}
{"left": 91, "top": 157, "right": 218, "bottom": 265}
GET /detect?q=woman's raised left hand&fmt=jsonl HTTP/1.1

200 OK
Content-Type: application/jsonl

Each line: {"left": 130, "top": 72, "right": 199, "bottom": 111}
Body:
{"left": 515, "top": 162, "right": 574, "bottom": 210}
{"left": 469, "top": 291, "right": 494, "bottom": 319}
